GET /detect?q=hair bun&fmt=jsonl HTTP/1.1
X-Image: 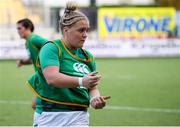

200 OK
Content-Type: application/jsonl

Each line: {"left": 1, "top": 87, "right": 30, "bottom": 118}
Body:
{"left": 65, "top": 1, "right": 78, "bottom": 13}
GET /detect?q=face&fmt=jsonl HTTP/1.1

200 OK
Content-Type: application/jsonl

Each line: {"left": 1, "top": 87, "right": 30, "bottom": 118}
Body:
{"left": 17, "top": 23, "right": 30, "bottom": 39}
{"left": 63, "top": 19, "right": 90, "bottom": 49}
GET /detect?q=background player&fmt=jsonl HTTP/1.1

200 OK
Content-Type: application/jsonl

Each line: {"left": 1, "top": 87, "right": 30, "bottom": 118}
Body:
{"left": 16, "top": 18, "right": 47, "bottom": 109}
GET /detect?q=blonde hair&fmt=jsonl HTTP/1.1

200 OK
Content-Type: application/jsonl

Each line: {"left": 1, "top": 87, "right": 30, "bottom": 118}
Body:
{"left": 59, "top": 1, "right": 88, "bottom": 33}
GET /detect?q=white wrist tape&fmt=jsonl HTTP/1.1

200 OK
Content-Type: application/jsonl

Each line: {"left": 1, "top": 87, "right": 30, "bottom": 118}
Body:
{"left": 78, "top": 77, "right": 83, "bottom": 87}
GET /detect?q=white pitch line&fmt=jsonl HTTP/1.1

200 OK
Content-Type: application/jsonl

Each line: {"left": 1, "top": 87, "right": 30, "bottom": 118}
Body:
{"left": 0, "top": 100, "right": 30, "bottom": 105}
{"left": 105, "top": 106, "right": 180, "bottom": 114}
{"left": 103, "top": 75, "right": 135, "bottom": 80}
{"left": 0, "top": 100, "right": 180, "bottom": 114}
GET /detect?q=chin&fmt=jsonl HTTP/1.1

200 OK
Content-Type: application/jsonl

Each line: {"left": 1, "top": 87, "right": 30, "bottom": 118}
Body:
{"left": 79, "top": 44, "right": 84, "bottom": 48}
{"left": 19, "top": 35, "right": 23, "bottom": 38}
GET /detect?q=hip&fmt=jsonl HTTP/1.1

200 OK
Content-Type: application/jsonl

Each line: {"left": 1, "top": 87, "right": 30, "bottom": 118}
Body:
{"left": 33, "top": 111, "right": 89, "bottom": 126}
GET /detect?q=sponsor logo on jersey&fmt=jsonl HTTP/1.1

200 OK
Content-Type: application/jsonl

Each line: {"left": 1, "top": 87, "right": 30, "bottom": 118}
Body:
{"left": 73, "top": 63, "right": 90, "bottom": 75}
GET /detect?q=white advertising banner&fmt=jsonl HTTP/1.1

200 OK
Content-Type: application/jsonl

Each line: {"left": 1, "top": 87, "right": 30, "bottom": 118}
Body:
{"left": 0, "top": 41, "right": 28, "bottom": 59}
{"left": 0, "top": 39, "right": 180, "bottom": 59}
{"left": 84, "top": 39, "right": 180, "bottom": 58}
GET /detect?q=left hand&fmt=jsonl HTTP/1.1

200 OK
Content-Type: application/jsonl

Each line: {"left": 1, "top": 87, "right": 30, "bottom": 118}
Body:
{"left": 16, "top": 60, "right": 23, "bottom": 68}
{"left": 90, "top": 96, "right": 111, "bottom": 109}
{"left": 31, "top": 97, "right": 36, "bottom": 110}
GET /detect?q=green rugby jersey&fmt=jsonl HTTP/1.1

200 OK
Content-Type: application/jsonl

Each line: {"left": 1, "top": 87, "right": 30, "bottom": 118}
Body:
{"left": 27, "top": 39, "right": 96, "bottom": 113}
{"left": 25, "top": 33, "right": 47, "bottom": 71}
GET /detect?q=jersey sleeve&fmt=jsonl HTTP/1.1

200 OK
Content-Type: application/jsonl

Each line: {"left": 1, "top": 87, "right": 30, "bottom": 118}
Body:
{"left": 85, "top": 50, "right": 96, "bottom": 72}
{"left": 31, "top": 36, "right": 47, "bottom": 49}
{"left": 39, "top": 43, "right": 59, "bottom": 70}
{"left": 91, "top": 55, "right": 96, "bottom": 72}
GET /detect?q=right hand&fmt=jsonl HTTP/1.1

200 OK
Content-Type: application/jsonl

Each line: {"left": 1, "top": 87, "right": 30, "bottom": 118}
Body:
{"left": 90, "top": 96, "right": 111, "bottom": 109}
{"left": 16, "top": 60, "right": 23, "bottom": 68}
{"left": 82, "top": 72, "right": 101, "bottom": 89}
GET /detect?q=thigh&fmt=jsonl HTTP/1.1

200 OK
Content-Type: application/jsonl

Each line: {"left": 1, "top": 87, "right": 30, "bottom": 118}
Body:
{"left": 33, "top": 111, "right": 89, "bottom": 126}
{"left": 33, "top": 112, "right": 41, "bottom": 127}
{"left": 67, "top": 111, "right": 89, "bottom": 126}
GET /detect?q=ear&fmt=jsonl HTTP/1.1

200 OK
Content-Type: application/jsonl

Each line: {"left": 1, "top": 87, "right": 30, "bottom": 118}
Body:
{"left": 63, "top": 27, "right": 69, "bottom": 34}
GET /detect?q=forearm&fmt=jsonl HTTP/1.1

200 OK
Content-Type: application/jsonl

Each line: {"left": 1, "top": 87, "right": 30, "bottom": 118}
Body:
{"left": 20, "top": 58, "right": 32, "bottom": 65}
{"left": 89, "top": 86, "right": 111, "bottom": 109}
{"left": 51, "top": 73, "right": 79, "bottom": 88}
{"left": 89, "top": 86, "right": 101, "bottom": 98}
{"left": 44, "top": 70, "right": 79, "bottom": 88}
{"left": 43, "top": 67, "right": 100, "bottom": 89}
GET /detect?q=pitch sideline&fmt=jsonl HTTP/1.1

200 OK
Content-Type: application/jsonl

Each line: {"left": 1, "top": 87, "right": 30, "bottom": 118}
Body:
{"left": 0, "top": 100, "right": 180, "bottom": 114}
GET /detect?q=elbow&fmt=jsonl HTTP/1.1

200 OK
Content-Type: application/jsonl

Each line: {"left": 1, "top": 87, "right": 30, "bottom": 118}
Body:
{"left": 43, "top": 67, "right": 65, "bottom": 88}
{"left": 45, "top": 77, "right": 64, "bottom": 88}
{"left": 46, "top": 78, "right": 55, "bottom": 86}
{"left": 45, "top": 77, "right": 56, "bottom": 86}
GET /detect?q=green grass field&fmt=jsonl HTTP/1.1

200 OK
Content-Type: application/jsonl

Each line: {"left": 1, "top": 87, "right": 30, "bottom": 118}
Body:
{"left": 0, "top": 58, "right": 180, "bottom": 126}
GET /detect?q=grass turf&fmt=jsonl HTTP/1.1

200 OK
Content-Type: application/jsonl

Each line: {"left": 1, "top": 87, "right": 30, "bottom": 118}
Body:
{"left": 0, "top": 58, "right": 180, "bottom": 125}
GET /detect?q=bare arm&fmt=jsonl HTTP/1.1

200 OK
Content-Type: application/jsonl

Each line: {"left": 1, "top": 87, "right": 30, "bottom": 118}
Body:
{"left": 16, "top": 57, "right": 32, "bottom": 67}
{"left": 43, "top": 65, "right": 110, "bottom": 108}
{"left": 43, "top": 66, "right": 79, "bottom": 88}
{"left": 89, "top": 86, "right": 100, "bottom": 98}
{"left": 89, "top": 86, "right": 111, "bottom": 109}
{"left": 43, "top": 66, "right": 101, "bottom": 88}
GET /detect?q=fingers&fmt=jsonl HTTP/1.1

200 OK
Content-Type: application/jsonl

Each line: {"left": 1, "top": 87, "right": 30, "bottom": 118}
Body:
{"left": 99, "top": 96, "right": 105, "bottom": 103}
{"left": 89, "top": 75, "right": 101, "bottom": 83}
{"left": 90, "top": 75, "right": 101, "bottom": 81}
{"left": 90, "top": 96, "right": 111, "bottom": 109}
{"left": 16, "top": 61, "right": 21, "bottom": 68}
{"left": 89, "top": 82, "right": 98, "bottom": 88}
{"left": 88, "top": 72, "right": 101, "bottom": 82}
{"left": 89, "top": 77, "right": 101, "bottom": 84}
{"left": 91, "top": 97, "right": 106, "bottom": 109}
{"left": 88, "top": 80, "right": 101, "bottom": 88}
{"left": 31, "top": 100, "right": 36, "bottom": 110}
{"left": 102, "top": 96, "right": 111, "bottom": 100}
{"left": 95, "top": 100, "right": 105, "bottom": 109}
{"left": 16, "top": 60, "right": 22, "bottom": 68}
{"left": 83, "top": 72, "right": 102, "bottom": 89}
{"left": 89, "top": 71, "right": 98, "bottom": 76}
{"left": 86, "top": 73, "right": 101, "bottom": 88}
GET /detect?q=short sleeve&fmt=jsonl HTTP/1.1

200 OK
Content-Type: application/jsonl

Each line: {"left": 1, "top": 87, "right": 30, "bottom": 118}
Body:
{"left": 91, "top": 56, "right": 96, "bottom": 72}
{"left": 31, "top": 36, "right": 47, "bottom": 49}
{"left": 39, "top": 43, "right": 59, "bottom": 70}
{"left": 85, "top": 50, "right": 96, "bottom": 72}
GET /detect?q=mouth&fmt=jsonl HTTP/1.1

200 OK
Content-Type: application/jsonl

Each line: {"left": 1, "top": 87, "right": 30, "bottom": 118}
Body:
{"left": 80, "top": 40, "right": 85, "bottom": 43}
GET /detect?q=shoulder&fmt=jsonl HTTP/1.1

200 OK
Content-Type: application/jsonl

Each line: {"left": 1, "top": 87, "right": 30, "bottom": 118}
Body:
{"left": 31, "top": 34, "right": 43, "bottom": 39}
{"left": 41, "top": 41, "right": 62, "bottom": 58}
{"left": 31, "top": 34, "right": 47, "bottom": 43}
{"left": 41, "top": 42, "right": 58, "bottom": 53}
{"left": 83, "top": 49, "right": 96, "bottom": 64}
{"left": 83, "top": 49, "right": 94, "bottom": 58}
{"left": 83, "top": 49, "right": 96, "bottom": 71}
{"left": 53, "top": 39, "right": 61, "bottom": 43}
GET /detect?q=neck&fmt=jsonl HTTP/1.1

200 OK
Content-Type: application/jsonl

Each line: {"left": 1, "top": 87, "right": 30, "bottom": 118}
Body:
{"left": 24, "top": 31, "right": 32, "bottom": 40}
{"left": 62, "top": 38, "right": 77, "bottom": 50}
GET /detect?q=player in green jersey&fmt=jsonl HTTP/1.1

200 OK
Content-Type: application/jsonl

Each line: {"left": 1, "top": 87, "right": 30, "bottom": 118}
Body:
{"left": 27, "top": 2, "right": 110, "bottom": 126}
{"left": 16, "top": 18, "right": 47, "bottom": 109}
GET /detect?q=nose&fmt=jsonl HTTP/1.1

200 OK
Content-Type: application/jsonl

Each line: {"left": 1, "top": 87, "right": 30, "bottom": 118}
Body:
{"left": 82, "top": 31, "right": 87, "bottom": 38}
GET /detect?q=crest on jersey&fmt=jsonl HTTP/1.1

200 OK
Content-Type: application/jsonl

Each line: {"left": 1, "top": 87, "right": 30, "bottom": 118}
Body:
{"left": 73, "top": 63, "right": 90, "bottom": 75}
